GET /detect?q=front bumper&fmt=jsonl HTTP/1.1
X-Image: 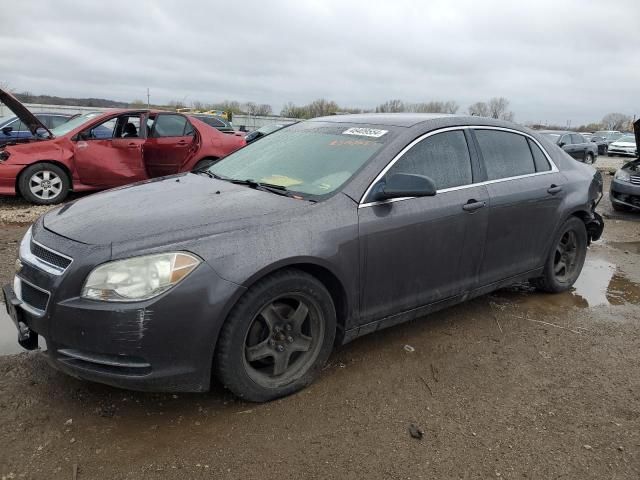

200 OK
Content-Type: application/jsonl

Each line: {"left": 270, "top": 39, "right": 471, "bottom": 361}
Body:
{"left": 610, "top": 178, "right": 640, "bottom": 210}
{"left": 5, "top": 222, "right": 244, "bottom": 392}
{"left": 608, "top": 148, "right": 637, "bottom": 157}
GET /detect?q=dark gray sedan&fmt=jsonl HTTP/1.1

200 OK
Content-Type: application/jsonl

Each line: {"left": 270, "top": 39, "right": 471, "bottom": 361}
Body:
{"left": 3, "top": 114, "right": 604, "bottom": 402}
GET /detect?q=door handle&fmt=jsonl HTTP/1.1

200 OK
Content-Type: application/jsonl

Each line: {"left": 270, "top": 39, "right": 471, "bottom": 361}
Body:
{"left": 547, "top": 184, "right": 563, "bottom": 195}
{"left": 177, "top": 140, "right": 188, "bottom": 146}
{"left": 127, "top": 143, "right": 139, "bottom": 148}
{"left": 462, "top": 199, "right": 486, "bottom": 212}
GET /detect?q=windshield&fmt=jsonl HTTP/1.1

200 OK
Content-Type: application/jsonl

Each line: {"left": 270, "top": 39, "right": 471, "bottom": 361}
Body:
{"left": 208, "top": 122, "right": 394, "bottom": 198}
{"left": 49, "top": 112, "right": 104, "bottom": 136}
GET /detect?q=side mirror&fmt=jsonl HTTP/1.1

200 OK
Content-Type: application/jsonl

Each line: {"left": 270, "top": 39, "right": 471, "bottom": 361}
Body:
{"left": 372, "top": 173, "right": 437, "bottom": 201}
{"left": 2, "top": 126, "right": 13, "bottom": 135}
{"left": 77, "top": 131, "right": 90, "bottom": 141}
{"left": 558, "top": 142, "right": 566, "bottom": 148}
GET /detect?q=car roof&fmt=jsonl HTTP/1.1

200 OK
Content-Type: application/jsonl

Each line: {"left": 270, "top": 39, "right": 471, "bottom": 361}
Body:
{"left": 538, "top": 130, "right": 578, "bottom": 135}
{"left": 309, "top": 113, "right": 456, "bottom": 127}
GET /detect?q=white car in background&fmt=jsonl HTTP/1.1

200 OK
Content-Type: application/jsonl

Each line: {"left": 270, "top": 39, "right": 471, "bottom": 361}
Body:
{"left": 608, "top": 135, "right": 638, "bottom": 157}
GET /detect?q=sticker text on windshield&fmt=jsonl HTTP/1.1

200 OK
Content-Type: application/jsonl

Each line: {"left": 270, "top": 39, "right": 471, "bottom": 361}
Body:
{"left": 342, "top": 127, "right": 388, "bottom": 138}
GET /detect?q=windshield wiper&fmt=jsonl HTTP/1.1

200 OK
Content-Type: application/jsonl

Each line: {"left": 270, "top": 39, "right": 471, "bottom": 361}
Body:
{"left": 230, "top": 179, "right": 293, "bottom": 197}
{"left": 197, "top": 170, "right": 225, "bottom": 180}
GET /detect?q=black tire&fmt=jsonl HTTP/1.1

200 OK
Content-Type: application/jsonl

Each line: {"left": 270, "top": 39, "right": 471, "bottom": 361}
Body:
{"left": 18, "top": 163, "right": 70, "bottom": 205}
{"left": 215, "top": 269, "right": 336, "bottom": 402}
{"left": 584, "top": 152, "right": 594, "bottom": 164}
{"left": 192, "top": 158, "right": 218, "bottom": 172}
{"left": 531, "top": 217, "right": 588, "bottom": 293}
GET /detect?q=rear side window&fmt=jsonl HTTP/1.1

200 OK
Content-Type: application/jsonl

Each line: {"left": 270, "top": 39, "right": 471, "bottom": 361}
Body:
{"left": 386, "top": 130, "right": 472, "bottom": 190}
{"left": 150, "top": 114, "right": 193, "bottom": 137}
{"left": 475, "top": 130, "right": 535, "bottom": 180}
{"left": 197, "top": 116, "right": 226, "bottom": 127}
{"left": 528, "top": 139, "right": 551, "bottom": 172}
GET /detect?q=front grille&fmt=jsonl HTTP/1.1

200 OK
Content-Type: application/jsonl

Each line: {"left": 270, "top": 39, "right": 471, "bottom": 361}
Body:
{"left": 20, "top": 281, "right": 50, "bottom": 312}
{"left": 31, "top": 241, "right": 72, "bottom": 269}
{"left": 630, "top": 175, "right": 640, "bottom": 186}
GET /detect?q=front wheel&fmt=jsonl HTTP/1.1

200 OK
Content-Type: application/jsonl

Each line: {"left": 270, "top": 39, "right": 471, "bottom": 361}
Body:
{"left": 531, "top": 217, "right": 588, "bottom": 293}
{"left": 18, "top": 163, "right": 70, "bottom": 205}
{"left": 215, "top": 269, "right": 336, "bottom": 402}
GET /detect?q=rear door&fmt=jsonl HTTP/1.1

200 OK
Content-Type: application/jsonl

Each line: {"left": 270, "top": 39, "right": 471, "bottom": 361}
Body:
{"left": 144, "top": 114, "right": 197, "bottom": 177}
{"left": 73, "top": 114, "right": 147, "bottom": 186}
{"left": 572, "top": 133, "right": 589, "bottom": 159}
{"left": 358, "top": 129, "right": 489, "bottom": 324}
{"left": 472, "top": 128, "right": 566, "bottom": 286}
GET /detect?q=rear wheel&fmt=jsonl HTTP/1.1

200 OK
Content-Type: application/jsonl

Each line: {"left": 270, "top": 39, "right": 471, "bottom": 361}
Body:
{"left": 584, "top": 152, "right": 594, "bottom": 164}
{"left": 18, "top": 163, "right": 70, "bottom": 205}
{"left": 215, "top": 269, "right": 336, "bottom": 402}
{"left": 531, "top": 217, "right": 588, "bottom": 293}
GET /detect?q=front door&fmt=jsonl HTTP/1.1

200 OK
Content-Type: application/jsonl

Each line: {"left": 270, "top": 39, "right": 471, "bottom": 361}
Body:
{"left": 472, "top": 128, "right": 567, "bottom": 285}
{"left": 144, "top": 113, "right": 197, "bottom": 177}
{"left": 73, "top": 114, "right": 147, "bottom": 186}
{"left": 358, "top": 129, "right": 489, "bottom": 324}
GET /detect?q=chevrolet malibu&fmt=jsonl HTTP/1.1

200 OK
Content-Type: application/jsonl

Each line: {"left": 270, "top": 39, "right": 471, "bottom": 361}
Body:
{"left": 3, "top": 114, "right": 604, "bottom": 402}
{"left": 0, "top": 89, "right": 245, "bottom": 205}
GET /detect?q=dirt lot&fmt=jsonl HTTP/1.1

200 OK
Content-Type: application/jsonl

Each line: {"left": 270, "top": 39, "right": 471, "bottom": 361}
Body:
{"left": 1, "top": 173, "right": 639, "bottom": 479}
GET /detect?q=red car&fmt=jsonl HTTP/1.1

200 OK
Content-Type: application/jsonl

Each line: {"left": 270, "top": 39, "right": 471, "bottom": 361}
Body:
{"left": 0, "top": 89, "right": 245, "bottom": 204}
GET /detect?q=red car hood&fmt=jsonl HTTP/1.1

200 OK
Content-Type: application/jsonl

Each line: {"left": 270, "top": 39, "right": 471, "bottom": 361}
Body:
{"left": 0, "top": 88, "right": 53, "bottom": 138}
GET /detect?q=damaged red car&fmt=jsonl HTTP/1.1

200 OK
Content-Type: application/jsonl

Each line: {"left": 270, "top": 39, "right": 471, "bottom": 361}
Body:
{"left": 0, "top": 89, "right": 245, "bottom": 204}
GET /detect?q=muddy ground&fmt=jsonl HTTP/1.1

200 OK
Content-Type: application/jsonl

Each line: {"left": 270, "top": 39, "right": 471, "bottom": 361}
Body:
{"left": 1, "top": 174, "right": 639, "bottom": 479}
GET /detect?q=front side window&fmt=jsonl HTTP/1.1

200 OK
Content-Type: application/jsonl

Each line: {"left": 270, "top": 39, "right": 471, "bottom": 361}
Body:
{"left": 571, "top": 134, "right": 585, "bottom": 144}
{"left": 559, "top": 134, "right": 572, "bottom": 146}
{"left": 150, "top": 114, "right": 193, "bottom": 137}
{"left": 475, "top": 130, "right": 536, "bottom": 180}
{"left": 208, "top": 122, "right": 394, "bottom": 198}
{"left": 386, "top": 130, "right": 473, "bottom": 190}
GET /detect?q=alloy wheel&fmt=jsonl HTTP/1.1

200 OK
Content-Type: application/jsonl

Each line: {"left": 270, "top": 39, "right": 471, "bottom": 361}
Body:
{"left": 29, "top": 170, "right": 63, "bottom": 200}
{"left": 553, "top": 230, "right": 578, "bottom": 282}
{"left": 243, "top": 293, "right": 324, "bottom": 388}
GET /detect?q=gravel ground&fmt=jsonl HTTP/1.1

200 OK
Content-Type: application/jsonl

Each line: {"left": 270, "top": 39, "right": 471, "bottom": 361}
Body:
{"left": 0, "top": 175, "right": 639, "bottom": 479}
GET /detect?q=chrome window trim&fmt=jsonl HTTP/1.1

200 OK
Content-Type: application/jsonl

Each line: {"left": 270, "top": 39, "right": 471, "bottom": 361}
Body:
{"left": 18, "top": 227, "right": 73, "bottom": 276}
{"left": 359, "top": 125, "right": 558, "bottom": 209}
{"left": 14, "top": 275, "right": 50, "bottom": 317}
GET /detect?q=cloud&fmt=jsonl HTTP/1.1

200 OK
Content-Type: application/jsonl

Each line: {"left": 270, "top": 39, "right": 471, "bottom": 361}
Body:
{"left": 1, "top": 0, "right": 638, "bottom": 125}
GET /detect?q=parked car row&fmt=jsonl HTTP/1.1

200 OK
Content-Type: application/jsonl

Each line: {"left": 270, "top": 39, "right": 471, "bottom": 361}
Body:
{"left": 539, "top": 130, "right": 599, "bottom": 164}
{"left": 0, "top": 88, "right": 245, "bottom": 204}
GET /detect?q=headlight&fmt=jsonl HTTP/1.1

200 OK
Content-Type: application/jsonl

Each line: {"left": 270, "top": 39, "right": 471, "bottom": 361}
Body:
{"left": 81, "top": 252, "right": 201, "bottom": 301}
{"left": 614, "top": 169, "right": 630, "bottom": 182}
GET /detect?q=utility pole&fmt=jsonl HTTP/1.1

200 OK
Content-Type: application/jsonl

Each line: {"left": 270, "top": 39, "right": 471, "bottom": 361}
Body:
{"left": 147, "top": 88, "right": 150, "bottom": 108}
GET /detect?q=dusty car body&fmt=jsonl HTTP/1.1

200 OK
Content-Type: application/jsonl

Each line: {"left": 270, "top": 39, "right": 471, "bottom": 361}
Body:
{"left": 0, "top": 89, "right": 245, "bottom": 204}
{"left": 3, "top": 114, "right": 604, "bottom": 401}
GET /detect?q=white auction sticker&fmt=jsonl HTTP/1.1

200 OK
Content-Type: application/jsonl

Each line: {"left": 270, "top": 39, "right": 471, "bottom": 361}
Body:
{"left": 342, "top": 127, "right": 388, "bottom": 138}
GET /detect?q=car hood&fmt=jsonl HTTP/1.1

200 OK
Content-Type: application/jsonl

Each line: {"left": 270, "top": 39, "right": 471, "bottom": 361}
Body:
{"left": 43, "top": 173, "right": 307, "bottom": 245}
{"left": 610, "top": 141, "right": 636, "bottom": 147}
{"left": 0, "top": 88, "right": 52, "bottom": 137}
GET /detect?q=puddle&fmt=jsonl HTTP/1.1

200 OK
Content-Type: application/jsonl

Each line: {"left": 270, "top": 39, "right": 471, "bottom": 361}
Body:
{"left": 0, "top": 302, "right": 26, "bottom": 355}
{"left": 609, "top": 241, "right": 640, "bottom": 255}
{"left": 498, "top": 257, "right": 640, "bottom": 309}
